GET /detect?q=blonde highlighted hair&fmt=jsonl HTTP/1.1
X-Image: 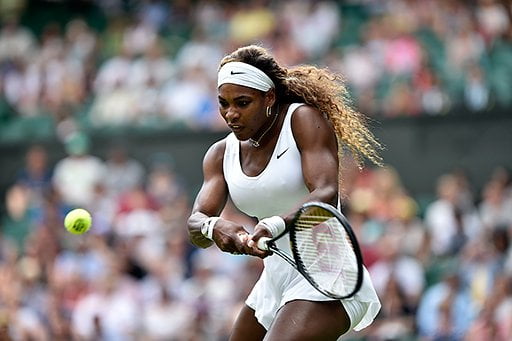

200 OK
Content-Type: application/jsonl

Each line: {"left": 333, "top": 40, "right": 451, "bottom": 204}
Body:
{"left": 220, "top": 45, "right": 383, "bottom": 170}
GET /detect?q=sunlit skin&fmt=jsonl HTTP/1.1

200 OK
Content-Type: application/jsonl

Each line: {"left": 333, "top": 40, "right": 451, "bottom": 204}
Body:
{"left": 218, "top": 83, "right": 276, "bottom": 144}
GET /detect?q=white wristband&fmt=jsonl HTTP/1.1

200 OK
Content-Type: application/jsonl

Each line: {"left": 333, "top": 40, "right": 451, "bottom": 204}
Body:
{"left": 258, "top": 216, "right": 286, "bottom": 237}
{"left": 201, "top": 217, "right": 220, "bottom": 241}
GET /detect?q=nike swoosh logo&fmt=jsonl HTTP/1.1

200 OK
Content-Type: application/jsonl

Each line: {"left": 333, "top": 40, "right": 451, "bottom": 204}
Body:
{"left": 277, "top": 148, "right": 289, "bottom": 159}
{"left": 230, "top": 71, "right": 245, "bottom": 75}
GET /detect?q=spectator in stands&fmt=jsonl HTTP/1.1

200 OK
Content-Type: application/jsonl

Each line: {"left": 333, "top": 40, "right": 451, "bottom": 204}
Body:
{"left": 158, "top": 64, "right": 217, "bottom": 128}
{"left": 424, "top": 173, "right": 481, "bottom": 256}
{"left": 122, "top": 15, "right": 158, "bottom": 57}
{"left": 142, "top": 284, "right": 195, "bottom": 340}
{"left": 16, "top": 144, "right": 53, "bottom": 212}
{"left": 1, "top": 183, "right": 33, "bottom": 251}
{"left": 52, "top": 132, "right": 106, "bottom": 208}
{"left": 181, "top": 250, "right": 239, "bottom": 340}
{"left": 93, "top": 45, "right": 133, "bottom": 94}
{"left": 89, "top": 80, "right": 140, "bottom": 125}
{"left": 103, "top": 144, "right": 145, "bottom": 198}
{"left": 0, "top": 15, "right": 36, "bottom": 64}
{"left": 64, "top": 18, "right": 98, "bottom": 64}
{"left": 416, "top": 268, "right": 477, "bottom": 339}
{"left": 173, "top": 28, "right": 223, "bottom": 81}
{"left": 464, "top": 63, "right": 490, "bottom": 112}
{"left": 369, "top": 277, "right": 416, "bottom": 340}
{"left": 135, "top": 0, "right": 170, "bottom": 34}
{"left": 479, "top": 174, "right": 512, "bottom": 230}
{"left": 476, "top": 0, "right": 511, "bottom": 42}
{"left": 113, "top": 186, "right": 162, "bottom": 239}
{"left": 459, "top": 230, "right": 509, "bottom": 310}
{"left": 492, "top": 275, "right": 512, "bottom": 340}
{"left": 369, "top": 233, "right": 426, "bottom": 312}
{"left": 71, "top": 271, "right": 140, "bottom": 340}
{"left": 228, "top": 0, "right": 276, "bottom": 45}
{"left": 281, "top": 1, "right": 340, "bottom": 60}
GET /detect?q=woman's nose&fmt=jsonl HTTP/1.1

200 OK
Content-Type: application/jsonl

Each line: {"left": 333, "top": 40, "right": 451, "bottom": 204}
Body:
{"left": 225, "top": 108, "right": 240, "bottom": 122}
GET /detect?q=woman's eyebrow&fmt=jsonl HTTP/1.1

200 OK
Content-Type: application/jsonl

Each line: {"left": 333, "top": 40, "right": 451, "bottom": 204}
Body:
{"left": 218, "top": 95, "right": 252, "bottom": 101}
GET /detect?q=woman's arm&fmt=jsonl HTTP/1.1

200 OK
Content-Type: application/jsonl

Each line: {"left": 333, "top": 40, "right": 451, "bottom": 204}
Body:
{"left": 249, "top": 105, "right": 339, "bottom": 245}
{"left": 187, "top": 140, "right": 263, "bottom": 255}
{"left": 289, "top": 104, "right": 339, "bottom": 219}
{"left": 187, "top": 140, "right": 228, "bottom": 248}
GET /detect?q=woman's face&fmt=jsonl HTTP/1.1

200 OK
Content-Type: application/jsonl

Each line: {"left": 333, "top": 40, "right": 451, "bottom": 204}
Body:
{"left": 218, "top": 83, "right": 274, "bottom": 141}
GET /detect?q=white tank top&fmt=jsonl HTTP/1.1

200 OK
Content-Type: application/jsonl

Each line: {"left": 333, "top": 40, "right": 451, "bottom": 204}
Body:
{"left": 223, "top": 103, "right": 309, "bottom": 219}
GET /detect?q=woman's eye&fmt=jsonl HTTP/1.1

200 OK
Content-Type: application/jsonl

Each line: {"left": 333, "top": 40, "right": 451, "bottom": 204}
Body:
{"left": 237, "top": 100, "right": 249, "bottom": 107}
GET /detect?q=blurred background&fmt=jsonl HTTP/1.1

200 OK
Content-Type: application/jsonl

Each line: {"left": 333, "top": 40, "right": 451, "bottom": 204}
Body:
{"left": 0, "top": 0, "right": 511, "bottom": 340}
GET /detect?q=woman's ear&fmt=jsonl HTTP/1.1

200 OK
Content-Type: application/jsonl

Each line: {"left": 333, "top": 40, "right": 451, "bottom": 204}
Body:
{"left": 265, "top": 89, "right": 276, "bottom": 107}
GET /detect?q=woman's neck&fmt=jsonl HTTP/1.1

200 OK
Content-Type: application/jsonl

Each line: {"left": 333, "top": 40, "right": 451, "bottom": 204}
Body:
{"left": 249, "top": 104, "right": 280, "bottom": 148}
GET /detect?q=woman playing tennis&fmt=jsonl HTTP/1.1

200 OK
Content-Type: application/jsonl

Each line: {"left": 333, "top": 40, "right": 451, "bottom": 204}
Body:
{"left": 187, "top": 45, "right": 381, "bottom": 340}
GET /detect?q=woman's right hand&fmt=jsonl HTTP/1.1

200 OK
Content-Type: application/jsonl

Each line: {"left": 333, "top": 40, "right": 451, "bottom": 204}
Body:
{"left": 246, "top": 224, "right": 273, "bottom": 258}
{"left": 212, "top": 219, "right": 253, "bottom": 255}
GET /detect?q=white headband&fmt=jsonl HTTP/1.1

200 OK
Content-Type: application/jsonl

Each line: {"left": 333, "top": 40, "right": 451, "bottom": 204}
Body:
{"left": 218, "top": 61, "right": 274, "bottom": 92}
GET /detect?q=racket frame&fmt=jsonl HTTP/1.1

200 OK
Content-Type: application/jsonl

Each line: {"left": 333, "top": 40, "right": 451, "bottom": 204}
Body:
{"left": 261, "top": 201, "right": 364, "bottom": 299}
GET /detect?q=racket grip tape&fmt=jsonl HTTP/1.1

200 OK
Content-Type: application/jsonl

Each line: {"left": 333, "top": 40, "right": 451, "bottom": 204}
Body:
{"left": 257, "top": 237, "right": 271, "bottom": 251}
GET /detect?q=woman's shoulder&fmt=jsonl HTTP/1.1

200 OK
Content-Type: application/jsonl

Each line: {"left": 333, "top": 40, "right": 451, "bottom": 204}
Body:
{"left": 204, "top": 136, "right": 229, "bottom": 164}
{"left": 289, "top": 103, "right": 325, "bottom": 125}
{"left": 205, "top": 132, "right": 240, "bottom": 158}
{"left": 289, "top": 103, "right": 334, "bottom": 147}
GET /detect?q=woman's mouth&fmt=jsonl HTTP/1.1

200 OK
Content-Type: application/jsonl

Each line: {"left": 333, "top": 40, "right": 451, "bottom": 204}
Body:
{"left": 229, "top": 124, "right": 243, "bottom": 133}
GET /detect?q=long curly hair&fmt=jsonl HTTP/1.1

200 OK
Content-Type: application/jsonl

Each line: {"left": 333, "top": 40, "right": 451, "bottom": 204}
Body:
{"left": 220, "top": 45, "right": 383, "bottom": 171}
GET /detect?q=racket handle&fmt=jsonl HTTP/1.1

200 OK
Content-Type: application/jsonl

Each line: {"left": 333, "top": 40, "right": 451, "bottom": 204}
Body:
{"left": 257, "top": 237, "right": 271, "bottom": 251}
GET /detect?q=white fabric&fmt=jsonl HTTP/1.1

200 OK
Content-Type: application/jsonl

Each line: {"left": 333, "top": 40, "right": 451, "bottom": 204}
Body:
{"left": 258, "top": 216, "right": 286, "bottom": 237}
{"left": 223, "top": 103, "right": 381, "bottom": 333}
{"left": 223, "top": 103, "right": 308, "bottom": 219}
{"left": 218, "top": 61, "right": 274, "bottom": 92}
{"left": 246, "top": 265, "right": 379, "bottom": 332}
{"left": 201, "top": 216, "right": 221, "bottom": 240}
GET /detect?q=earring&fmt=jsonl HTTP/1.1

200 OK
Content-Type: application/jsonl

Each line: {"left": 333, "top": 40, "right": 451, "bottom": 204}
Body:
{"left": 266, "top": 106, "right": 272, "bottom": 117}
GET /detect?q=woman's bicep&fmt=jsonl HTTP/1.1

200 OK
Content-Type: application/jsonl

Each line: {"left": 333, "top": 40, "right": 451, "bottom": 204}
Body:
{"left": 187, "top": 142, "right": 229, "bottom": 248}
{"left": 293, "top": 106, "right": 339, "bottom": 203}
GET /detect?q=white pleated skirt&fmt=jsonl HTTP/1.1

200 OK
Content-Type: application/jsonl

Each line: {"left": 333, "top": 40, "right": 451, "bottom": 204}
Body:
{"left": 245, "top": 239, "right": 381, "bottom": 333}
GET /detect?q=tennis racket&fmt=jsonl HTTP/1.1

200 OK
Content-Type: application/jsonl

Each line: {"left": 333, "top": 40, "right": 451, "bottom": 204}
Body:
{"left": 257, "top": 201, "right": 363, "bottom": 299}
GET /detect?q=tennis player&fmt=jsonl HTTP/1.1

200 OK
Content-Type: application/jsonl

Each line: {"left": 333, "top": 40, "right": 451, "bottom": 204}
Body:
{"left": 187, "top": 45, "right": 381, "bottom": 340}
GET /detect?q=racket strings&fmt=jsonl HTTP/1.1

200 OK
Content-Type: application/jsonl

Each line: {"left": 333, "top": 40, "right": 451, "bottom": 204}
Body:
{"left": 294, "top": 209, "right": 359, "bottom": 296}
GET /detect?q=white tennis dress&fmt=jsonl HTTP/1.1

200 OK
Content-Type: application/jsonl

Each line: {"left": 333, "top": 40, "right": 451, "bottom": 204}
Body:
{"left": 223, "top": 103, "right": 381, "bottom": 333}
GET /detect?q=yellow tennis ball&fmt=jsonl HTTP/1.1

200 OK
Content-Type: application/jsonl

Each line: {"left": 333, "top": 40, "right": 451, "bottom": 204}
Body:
{"left": 64, "top": 208, "right": 92, "bottom": 234}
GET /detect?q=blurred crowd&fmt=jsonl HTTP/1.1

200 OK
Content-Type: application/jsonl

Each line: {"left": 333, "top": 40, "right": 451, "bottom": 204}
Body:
{"left": 1, "top": 0, "right": 512, "bottom": 139}
{"left": 1, "top": 135, "right": 512, "bottom": 340}
{"left": 1, "top": 135, "right": 258, "bottom": 340}
{"left": 2, "top": 0, "right": 512, "bottom": 340}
